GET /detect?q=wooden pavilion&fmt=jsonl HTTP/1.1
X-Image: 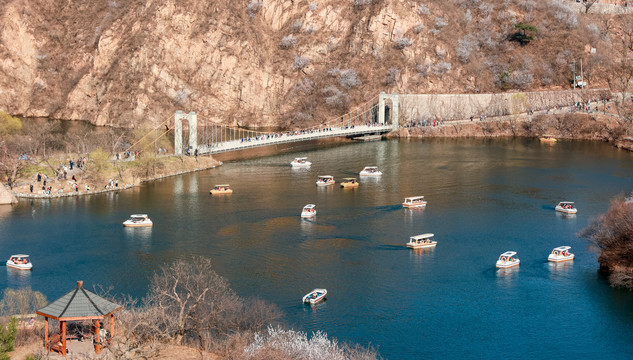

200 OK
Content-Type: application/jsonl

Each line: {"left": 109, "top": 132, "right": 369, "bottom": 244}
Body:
{"left": 36, "top": 281, "right": 122, "bottom": 356}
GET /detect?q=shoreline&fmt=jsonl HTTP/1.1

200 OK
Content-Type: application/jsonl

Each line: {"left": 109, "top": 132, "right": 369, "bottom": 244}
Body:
{"left": 10, "top": 158, "right": 222, "bottom": 201}
{"left": 6, "top": 110, "right": 633, "bottom": 202}
{"left": 387, "top": 111, "right": 633, "bottom": 151}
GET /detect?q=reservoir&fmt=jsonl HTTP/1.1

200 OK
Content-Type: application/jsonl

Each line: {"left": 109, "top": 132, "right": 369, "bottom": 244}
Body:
{"left": 2, "top": 138, "right": 633, "bottom": 358}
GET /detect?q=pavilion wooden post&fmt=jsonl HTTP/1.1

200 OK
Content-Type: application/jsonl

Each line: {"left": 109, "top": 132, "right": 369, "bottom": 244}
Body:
{"left": 61, "top": 320, "right": 67, "bottom": 356}
{"left": 95, "top": 320, "right": 101, "bottom": 354}
{"left": 110, "top": 314, "right": 114, "bottom": 338}
{"left": 44, "top": 317, "right": 49, "bottom": 346}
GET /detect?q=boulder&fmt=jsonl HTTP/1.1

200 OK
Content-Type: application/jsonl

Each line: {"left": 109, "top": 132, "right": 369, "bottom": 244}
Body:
{"left": 0, "top": 185, "right": 18, "bottom": 205}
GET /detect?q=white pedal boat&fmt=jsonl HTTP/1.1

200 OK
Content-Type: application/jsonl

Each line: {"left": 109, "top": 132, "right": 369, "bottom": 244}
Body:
{"left": 548, "top": 246, "right": 575, "bottom": 262}
{"left": 316, "top": 175, "right": 335, "bottom": 186}
{"left": 496, "top": 251, "right": 520, "bottom": 269}
{"left": 403, "top": 196, "right": 427, "bottom": 208}
{"left": 359, "top": 166, "right": 382, "bottom": 176}
{"left": 555, "top": 201, "right": 577, "bottom": 214}
{"left": 302, "top": 288, "right": 327, "bottom": 304}
{"left": 291, "top": 157, "right": 312, "bottom": 167}
{"left": 6, "top": 255, "right": 32, "bottom": 270}
{"left": 406, "top": 233, "right": 437, "bottom": 249}
{"left": 123, "top": 214, "right": 153, "bottom": 227}
{"left": 301, "top": 204, "right": 317, "bottom": 218}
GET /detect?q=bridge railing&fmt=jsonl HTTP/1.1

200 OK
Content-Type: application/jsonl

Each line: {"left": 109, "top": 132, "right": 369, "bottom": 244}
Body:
{"left": 199, "top": 123, "right": 391, "bottom": 154}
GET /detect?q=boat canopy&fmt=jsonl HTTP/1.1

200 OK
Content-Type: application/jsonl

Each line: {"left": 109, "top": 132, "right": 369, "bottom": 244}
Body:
{"left": 130, "top": 214, "right": 148, "bottom": 218}
{"left": 405, "top": 196, "right": 425, "bottom": 202}
{"left": 214, "top": 184, "right": 230, "bottom": 188}
{"left": 541, "top": 134, "right": 555, "bottom": 138}
{"left": 303, "top": 204, "right": 316, "bottom": 209}
{"left": 294, "top": 157, "right": 308, "bottom": 161}
{"left": 342, "top": 178, "right": 357, "bottom": 181}
{"left": 318, "top": 175, "right": 333, "bottom": 179}
{"left": 558, "top": 201, "right": 574, "bottom": 205}
{"left": 362, "top": 166, "right": 378, "bottom": 170}
{"left": 552, "top": 246, "right": 571, "bottom": 252}
{"left": 500, "top": 251, "right": 517, "bottom": 257}
{"left": 10, "top": 254, "right": 29, "bottom": 258}
{"left": 410, "top": 233, "right": 434, "bottom": 240}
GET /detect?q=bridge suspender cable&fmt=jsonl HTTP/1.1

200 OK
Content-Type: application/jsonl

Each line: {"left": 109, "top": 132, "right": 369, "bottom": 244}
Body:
{"left": 124, "top": 117, "right": 172, "bottom": 154}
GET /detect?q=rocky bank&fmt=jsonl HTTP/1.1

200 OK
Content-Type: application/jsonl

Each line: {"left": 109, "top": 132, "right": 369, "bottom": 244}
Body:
{"left": 387, "top": 110, "right": 633, "bottom": 150}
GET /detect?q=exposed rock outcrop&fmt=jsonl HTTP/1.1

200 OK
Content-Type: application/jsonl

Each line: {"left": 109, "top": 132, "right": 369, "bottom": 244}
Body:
{"left": 0, "top": 184, "right": 18, "bottom": 204}
{"left": 0, "top": 0, "right": 628, "bottom": 128}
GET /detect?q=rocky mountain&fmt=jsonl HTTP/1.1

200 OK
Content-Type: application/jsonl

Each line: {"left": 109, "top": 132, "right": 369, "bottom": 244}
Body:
{"left": 0, "top": 0, "right": 630, "bottom": 128}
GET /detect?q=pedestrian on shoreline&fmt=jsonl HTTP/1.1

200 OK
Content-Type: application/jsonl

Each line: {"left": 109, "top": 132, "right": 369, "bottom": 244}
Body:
{"left": 37, "top": 173, "right": 41, "bottom": 182}
{"left": 30, "top": 184, "right": 33, "bottom": 193}
{"left": 115, "top": 179, "right": 118, "bottom": 188}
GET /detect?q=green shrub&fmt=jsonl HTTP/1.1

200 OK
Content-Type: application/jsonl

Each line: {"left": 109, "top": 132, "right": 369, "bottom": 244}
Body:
{"left": 0, "top": 317, "right": 18, "bottom": 359}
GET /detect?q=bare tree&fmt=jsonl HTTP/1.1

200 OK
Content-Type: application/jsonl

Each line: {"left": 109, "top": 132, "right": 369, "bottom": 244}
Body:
{"left": 580, "top": 194, "right": 633, "bottom": 289}
{"left": 583, "top": 0, "right": 597, "bottom": 14}
{"left": 145, "top": 257, "right": 242, "bottom": 350}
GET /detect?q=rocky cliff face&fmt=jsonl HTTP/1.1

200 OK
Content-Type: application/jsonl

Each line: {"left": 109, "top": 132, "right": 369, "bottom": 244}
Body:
{"left": 0, "top": 0, "right": 626, "bottom": 128}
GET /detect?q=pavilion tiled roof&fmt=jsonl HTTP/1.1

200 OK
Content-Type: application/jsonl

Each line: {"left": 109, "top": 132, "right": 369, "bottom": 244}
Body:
{"left": 37, "top": 281, "right": 122, "bottom": 320}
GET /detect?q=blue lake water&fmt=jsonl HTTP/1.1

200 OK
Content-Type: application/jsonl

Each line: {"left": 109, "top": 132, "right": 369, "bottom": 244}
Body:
{"left": 1, "top": 138, "right": 633, "bottom": 358}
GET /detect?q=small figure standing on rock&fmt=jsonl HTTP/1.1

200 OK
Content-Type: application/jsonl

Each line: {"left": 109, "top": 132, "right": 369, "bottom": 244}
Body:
{"left": 29, "top": 184, "right": 33, "bottom": 193}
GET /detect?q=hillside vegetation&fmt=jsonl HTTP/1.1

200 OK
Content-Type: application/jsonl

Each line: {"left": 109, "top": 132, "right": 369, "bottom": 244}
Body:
{"left": 0, "top": 0, "right": 631, "bottom": 128}
{"left": 581, "top": 194, "right": 633, "bottom": 290}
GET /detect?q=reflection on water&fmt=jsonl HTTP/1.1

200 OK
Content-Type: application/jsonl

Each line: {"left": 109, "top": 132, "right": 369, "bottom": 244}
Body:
{"left": 300, "top": 217, "right": 316, "bottom": 236}
{"left": 6, "top": 267, "right": 31, "bottom": 287}
{"left": 403, "top": 206, "right": 425, "bottom": 224}
{"left": 174, "top": 176, "right": 184, "bottom": 195}
{"left": 0, "top": 205, "right": 13, "bottom": 220}
{"left": 408, "top": 246, "right": 435, "bottom": 271}
{"left": 548, "top": 260, "right": 574, "bottom": 277}
{"left": 303, "top": 299, "right": 328, "bottom": 321}
{"left": 556, "top": 211, "right": 577, "bottom": 220}
{"left": 496, "top": 267, "right": 519, "bottom": 286}
{"left": 316, "top": 185, "right": 335, "bottom": 193}
{"left": 123, "top": 227, "right": 153, "bottom": 252}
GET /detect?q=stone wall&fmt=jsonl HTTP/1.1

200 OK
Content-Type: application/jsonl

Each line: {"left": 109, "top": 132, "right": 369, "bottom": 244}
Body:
{"left": 398, "top": 89, "right": 609, "bottom": 122}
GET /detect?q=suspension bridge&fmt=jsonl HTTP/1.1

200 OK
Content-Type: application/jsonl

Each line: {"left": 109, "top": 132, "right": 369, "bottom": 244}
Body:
{"left": 126, "top": 93, "right": 399, "bottom": 157}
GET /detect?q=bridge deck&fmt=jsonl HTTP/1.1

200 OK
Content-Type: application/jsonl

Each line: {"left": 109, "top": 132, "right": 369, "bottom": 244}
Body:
{"left": 199, "top": 124, "right": 393, "bottom": 154}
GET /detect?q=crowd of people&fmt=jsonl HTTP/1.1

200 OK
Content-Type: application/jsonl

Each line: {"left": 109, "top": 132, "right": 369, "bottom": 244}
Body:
{"left": 27, "top": 158, "right": 121, "bottom": 197}
{"left": 228, "top": 122, "right": 382, "bottom": 146}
